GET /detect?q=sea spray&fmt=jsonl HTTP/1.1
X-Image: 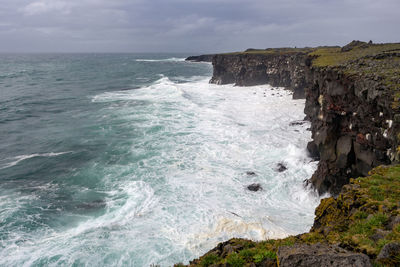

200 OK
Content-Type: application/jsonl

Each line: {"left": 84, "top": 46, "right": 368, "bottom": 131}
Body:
{"left": 0, "top": 54, "right": 320, "bottom": 266}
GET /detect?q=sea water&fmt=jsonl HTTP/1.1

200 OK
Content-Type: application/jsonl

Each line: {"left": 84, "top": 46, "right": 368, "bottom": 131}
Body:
{"left": 0, "top": 54, "right": 321, "bottom": 266}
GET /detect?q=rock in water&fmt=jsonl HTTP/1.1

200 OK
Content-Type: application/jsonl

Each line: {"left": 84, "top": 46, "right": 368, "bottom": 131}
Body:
{"left": 278, "top": 243, "right": 372, "bottom": 267}
{"left": 277, "top": 163, "right": 287, "bottom": 172}
{"left": 289, "top": 120, "right": 306, "bottom": 126}
{"left": 247, "top": 183, "right": 262, "bottom": 191}
{"left": 246, "top": 171, "right": 257, "bottom": 176}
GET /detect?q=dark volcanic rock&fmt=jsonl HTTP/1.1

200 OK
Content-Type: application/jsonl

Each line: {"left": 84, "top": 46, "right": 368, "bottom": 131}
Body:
{"left": 246, "top": 171, "right": 257, "bottom": 176}
{"left": 289, "top": 120, "right": 306, "bottom": 126}
{"left": 185, "top": 54, "right": 215, "bottom": 62}
{"left": 307, "top": 141, "right": 320, "bottom": 160}
{"left": 277, "top": 243, "right": 372, "bottom": 267}
{"left": 208, "top": 46, "right": 400, "bottom": 195}
{"left": 376, "top": 242, "right": 400, "bottom": 265}
{"left": 341, "top": 40, "right": 370, "bottom": 52}
{"left": 210, "top": 52, "right": 308, "bottom": 99}
{"left": 277, "top": 163, "right": 287, "bottom": 172}
{"left": 247, "top": 183, "right": 262, "bottom": 191}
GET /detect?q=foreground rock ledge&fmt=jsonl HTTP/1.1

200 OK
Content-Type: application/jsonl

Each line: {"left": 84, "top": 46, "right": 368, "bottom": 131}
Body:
{"left": 278, "top": 243, "right": 371, "bottom": 267}
{"left": 178, "top": 165, "right": 400, "bottom": 267}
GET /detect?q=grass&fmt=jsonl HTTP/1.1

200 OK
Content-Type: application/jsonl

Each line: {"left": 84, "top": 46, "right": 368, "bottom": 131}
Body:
{"left": 199, "top": 254, "right": 221, "bottom": 267}
{"left": 188, "top": 165, "right": 400, "bottom": 266}
{"left": 218, "top": 42, "right": 400, "bottom": 111}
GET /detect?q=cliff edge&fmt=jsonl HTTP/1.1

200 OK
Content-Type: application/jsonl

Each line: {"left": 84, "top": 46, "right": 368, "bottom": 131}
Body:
{"left": 209, "top": 42, "right": 400, "bottom": 195}
{"left": 178, "top": 41, "right": 400, "bottom": 266}
{"left": 180, "top": 165, "right": 400, "bottom": 267}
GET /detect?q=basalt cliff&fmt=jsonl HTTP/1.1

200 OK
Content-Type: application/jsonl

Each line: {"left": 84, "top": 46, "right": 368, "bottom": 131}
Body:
{"left": 209, "top": 43, "right": 400, "bottom": 196}
{"left": 180, "top": 42, "right": 400, "bottom": 266}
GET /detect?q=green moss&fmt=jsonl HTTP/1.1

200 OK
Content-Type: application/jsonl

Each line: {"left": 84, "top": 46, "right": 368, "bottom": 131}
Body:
{"left": 187, "top": 165, "right": 400, "bottom": 266}
{"left": 310, "top": 43, "right": 400, "bottom": 67}
{"left": 309, "top": 43, "right": 400, "bottom": 110}
{"left": 200, "top": 254, "right": 221, "bottom": 267}
{"left": 225, "top": 253, "right": 245, "bottom": 267}
{"left": 253, "top": 250, "right": 276, "bottom": 263}
{"left": 353, "top": 211, "right": 369, "bottom": 220}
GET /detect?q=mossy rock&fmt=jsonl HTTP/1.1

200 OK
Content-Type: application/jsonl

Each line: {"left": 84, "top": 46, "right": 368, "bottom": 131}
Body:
{"left": 186, "top": 165, "right": 400, "bottom": 266}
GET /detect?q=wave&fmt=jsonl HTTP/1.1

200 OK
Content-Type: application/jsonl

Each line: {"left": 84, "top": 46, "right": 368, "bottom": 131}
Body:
{"left": 0, "top": 151, "right": 73, "bottom": 170}
{"left": 91, "top": 76, "right": 182, "bottom": 103}
{"left": 135, "top": 58, "right": 185, "bottom": 62}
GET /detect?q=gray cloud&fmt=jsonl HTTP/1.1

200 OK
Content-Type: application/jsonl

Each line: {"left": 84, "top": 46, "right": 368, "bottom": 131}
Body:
{"left": 0, "top": 0, "right": 399, "bottom": 53}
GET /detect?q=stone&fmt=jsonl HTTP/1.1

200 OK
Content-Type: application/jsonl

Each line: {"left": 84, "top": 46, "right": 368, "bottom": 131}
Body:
{"left": 247, "top": 183, "right": 262, "bottom": 191}
{"left": 246, "top": 171, "right": 257, "bottom": 176}
{"left": 278, "top": 243, "right": 372, "bottom": 267}
{"left": 289, "top": 120, "right": 306, "bottom": 126}
{"left": 277, "top": 163, "right": 287, "bottom": 172}
{"left": 387, "top": 215, "right": 400, "bottom": 230}
{"left": 369, "top": 229, "right": 390, "bottom": 242}
{"left": 336, "top": 136, "right": 353, "bottom": 168}
{"left": 185, "top": 54, "right": 215, "bottom": 62}
{"left": 307, "top": 141, "right": 320, "bottom": 160}
{"left": 376, "top": 242, "right": 400, "bottom": 265}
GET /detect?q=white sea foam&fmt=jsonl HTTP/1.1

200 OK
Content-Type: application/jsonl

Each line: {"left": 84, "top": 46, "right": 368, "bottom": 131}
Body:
{"left": 1, "top": 76, "right": 322, "bottom": 266}
{"left": 0, "top": 151, "right": 73, "bottom": 169}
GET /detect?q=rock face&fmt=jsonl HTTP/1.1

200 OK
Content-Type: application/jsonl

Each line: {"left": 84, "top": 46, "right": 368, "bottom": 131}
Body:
{"left": 304, "top": 65, "right": 399, "bottom": 195}
{"left": 210, "top": 51, "right": 309, "bottom": 99}
{"left": 209, "top": 44, "right": 400, "bottom": 195}
{"left": 185, "top": 54, "right": 215, "bottom": 62}
{"left": 277, "top": 243, "right": 372, "bottom": 267}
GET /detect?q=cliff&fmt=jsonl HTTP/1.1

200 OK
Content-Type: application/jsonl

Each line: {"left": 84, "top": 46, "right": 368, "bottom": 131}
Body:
{"left": 209, "top": 48, "right": 314, "bottom": 99}
{"left": 178, "top": 42, "right": 400, "bottom": 266}
{"left": 185, "top": 54, "right": 215, "bottom": 62}
{"left": 209, "top": 42, "right": 400, "bottom": 195}
{"left": 181, "top": 165, "right": 400, "bottom": 267}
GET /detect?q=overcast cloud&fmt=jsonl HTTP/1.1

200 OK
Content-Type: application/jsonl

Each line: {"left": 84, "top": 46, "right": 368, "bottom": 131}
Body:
{"left": 0, "top": 0, "right": 399, "bottom": 53}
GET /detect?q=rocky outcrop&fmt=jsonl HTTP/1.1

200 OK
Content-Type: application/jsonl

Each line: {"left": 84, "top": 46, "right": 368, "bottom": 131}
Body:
{"left": 182, "top": 165, "right": 400, "bottom": 267}
{"left": 277, "top": 243, "right": 372, "bottom": 267}
{"left": 185, "top": 54, "right": 215, "bottom": 62}
{"left": 208, "top": 43, "right": 400, "bottom": 195}
{"left": 210, "top": 51, "right": 310, "bottom": 99}
{"left": 304, "top": 68, "right": 399, "bottom": 194}
{"left": 181, "top": 43, "right": 400, "bottom": 267}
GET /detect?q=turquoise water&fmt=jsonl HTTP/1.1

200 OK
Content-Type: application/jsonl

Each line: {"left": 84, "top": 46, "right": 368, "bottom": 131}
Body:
{"left": 0, "top": 54, "right": 320, "bottom": 266}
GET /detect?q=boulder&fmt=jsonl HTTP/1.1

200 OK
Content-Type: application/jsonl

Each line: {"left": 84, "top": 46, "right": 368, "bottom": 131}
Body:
{"left": 278, "top": 243, "right": 372, "bottom": 267}
{"left": 247, "top": 183, "right": 262, "bottom": 191}
{"left": 376, "top": 242, "right": 400, "bottom": 265}
{"left": 277, "top": 163, "right": 287, "bottom": 172}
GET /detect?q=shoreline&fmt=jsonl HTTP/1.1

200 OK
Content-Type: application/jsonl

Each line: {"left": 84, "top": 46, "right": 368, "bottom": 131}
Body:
{"left": 181, "top": 41, "right": 400, "bottom": 266}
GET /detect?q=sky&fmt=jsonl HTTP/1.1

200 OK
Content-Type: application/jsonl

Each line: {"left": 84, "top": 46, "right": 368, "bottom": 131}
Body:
{"left": 0, "top": 0, "right": 399, "bottom": 53}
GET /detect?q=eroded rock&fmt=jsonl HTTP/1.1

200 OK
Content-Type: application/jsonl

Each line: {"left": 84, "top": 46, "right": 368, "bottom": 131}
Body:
{"left": 247, "top": 183, "right": 262, "bottom": 191}
{"left": 278, "top": 243, "right": 372, "bottom": 267}
{"left": 276, "top": 163, "right": 287, "bottom": 172}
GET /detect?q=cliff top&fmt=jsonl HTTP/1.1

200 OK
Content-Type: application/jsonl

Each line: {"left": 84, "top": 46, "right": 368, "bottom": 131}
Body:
{"left": 311, "top": 42, "right": 400, "bottom": 110}
{"left": 217, "top": 41, "right": 400, "bottom": 111}
{"left": 222, "top": 47, "right": 315, "bottom": 56}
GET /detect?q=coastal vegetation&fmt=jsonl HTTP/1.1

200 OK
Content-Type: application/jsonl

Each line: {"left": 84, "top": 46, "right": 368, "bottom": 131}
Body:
{"left": 183, "top": 41, "right": 400, "bottom": 266}
{"left": 184, "top": 165, "right": 400, "bottom": 266}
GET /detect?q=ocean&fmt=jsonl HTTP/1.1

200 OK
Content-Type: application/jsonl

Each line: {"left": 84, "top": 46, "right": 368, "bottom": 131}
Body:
{"left": 0, "top": 53, "right": 320, "bottom": 266}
